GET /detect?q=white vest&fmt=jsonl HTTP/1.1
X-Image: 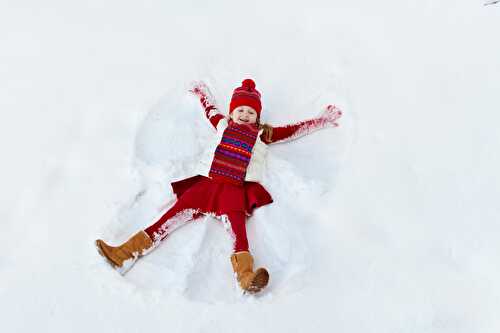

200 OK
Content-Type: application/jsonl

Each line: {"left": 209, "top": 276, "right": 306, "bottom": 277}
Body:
{"left": 195, "top": 119, "right": 268, "bottom": 183}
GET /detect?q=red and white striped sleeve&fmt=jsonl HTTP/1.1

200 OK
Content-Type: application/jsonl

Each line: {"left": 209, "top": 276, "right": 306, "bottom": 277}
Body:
{"left": 261, "top": 105, "right": 342, "bottom": 144}
{"left": 261, "top": 118, "right": 327, "bottom": 144}
{"left": 199, "top": 96, "right": 225, "bottom": 130}
{"left": 190, "top": 82, "right": 226, "bottom": 130}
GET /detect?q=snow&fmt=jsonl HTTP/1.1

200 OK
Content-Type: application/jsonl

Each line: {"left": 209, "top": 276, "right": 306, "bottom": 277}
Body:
{"left": 1, "top": 0, "right": 500, "bottom": 332}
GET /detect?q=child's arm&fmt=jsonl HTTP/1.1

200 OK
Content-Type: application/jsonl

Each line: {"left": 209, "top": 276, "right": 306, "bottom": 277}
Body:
{"left": 262, "top": 105, "right": 342, "bottom": 144}
{"left": 189, "top": 81, "right": 226, "bottom": 130}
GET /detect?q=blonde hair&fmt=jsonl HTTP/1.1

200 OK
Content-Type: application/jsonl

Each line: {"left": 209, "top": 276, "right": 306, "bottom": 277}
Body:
{"left": 258, "top": 122, "right": 273, "bottom": 142}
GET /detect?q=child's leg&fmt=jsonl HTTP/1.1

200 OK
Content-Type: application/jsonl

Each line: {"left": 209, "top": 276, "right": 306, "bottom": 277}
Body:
{"left": 223, "top": 211, "right": 249, "bottom": 252}
{"left": 144, "top": 200, "right": 202, "bottom": 243}
{"left": 223, "top": 211, "right": 269, "bottom": 293}
{"left": 95, "top": 199, "right": 201, "bottom": 274}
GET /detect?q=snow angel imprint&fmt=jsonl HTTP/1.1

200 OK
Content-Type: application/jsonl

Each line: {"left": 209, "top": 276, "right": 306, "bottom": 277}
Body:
{"left": 95, "top": 79, "right": 342, "bottom": 293}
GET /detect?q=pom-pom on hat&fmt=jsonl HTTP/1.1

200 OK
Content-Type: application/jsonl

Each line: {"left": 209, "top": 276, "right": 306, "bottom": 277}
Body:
{"left": 229, "top": 79, "right": 262, "bottom": 117}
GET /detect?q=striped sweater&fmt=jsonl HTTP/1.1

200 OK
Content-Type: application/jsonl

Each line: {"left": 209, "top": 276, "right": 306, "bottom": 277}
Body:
{"left": 192, "top": 84, "right": 339, "bottom": 184}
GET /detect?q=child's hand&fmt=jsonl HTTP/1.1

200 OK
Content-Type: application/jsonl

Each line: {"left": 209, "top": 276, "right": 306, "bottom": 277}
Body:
{"left": 189, "top": 81, "right": 204, "bottom": 95}
{"left": 189, "top": 81, "right": 212, "bottom": 98}
{"left": 189, "top": 81, "right": 216, "bottom": 108}
{"left": 318, "top": 104, "right": 342, "bottom": 127}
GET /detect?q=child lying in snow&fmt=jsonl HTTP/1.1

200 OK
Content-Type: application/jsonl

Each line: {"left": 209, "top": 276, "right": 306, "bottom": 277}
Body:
{"left": 95, "top": 79, "right": 342, "bottom": 293}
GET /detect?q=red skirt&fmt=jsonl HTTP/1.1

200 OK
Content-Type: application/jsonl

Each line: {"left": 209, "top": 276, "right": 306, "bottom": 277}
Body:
{"left": 170, "top": 175, "right": 273, "bottom": 216}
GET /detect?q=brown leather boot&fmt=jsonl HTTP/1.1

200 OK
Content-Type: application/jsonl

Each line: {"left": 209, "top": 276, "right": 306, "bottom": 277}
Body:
{"left": 95, "top": 231, "right": 154, "bottom": 274}
{"left": 230, "top": 251, "right": 269, "bottom": 293}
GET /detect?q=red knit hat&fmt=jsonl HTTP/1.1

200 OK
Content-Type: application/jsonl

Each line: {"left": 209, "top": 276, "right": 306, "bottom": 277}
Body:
{"left": 229, "top": 79, "right": 262, "bottom": 117}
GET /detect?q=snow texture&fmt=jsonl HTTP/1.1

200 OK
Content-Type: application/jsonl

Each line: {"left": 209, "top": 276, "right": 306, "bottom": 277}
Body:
{"left": 1, "top": 1, "right": 500, "bottom": 332}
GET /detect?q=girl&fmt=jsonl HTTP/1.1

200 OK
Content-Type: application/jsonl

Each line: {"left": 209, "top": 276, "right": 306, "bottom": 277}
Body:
{"left": 95, "top": 79, "right": 342, "bottom": 293}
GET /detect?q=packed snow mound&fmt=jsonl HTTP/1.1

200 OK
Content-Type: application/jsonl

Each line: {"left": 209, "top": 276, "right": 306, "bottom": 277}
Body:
{"left": 95, "top": 79, "right": 352, "bottom": 302}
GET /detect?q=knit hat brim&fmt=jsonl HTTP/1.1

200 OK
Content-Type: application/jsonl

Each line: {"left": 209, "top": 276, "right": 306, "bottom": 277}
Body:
{"left": 229, "top": 96, "right": 262, "bottom": 117}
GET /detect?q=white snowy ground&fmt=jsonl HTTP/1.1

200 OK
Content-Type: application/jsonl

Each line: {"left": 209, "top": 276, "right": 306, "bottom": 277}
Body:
{"left": 1, "top": 1, "right": 500, "bottom": 332}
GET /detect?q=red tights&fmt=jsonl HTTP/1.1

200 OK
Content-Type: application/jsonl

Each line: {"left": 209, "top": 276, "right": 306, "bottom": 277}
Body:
{"left": 144, "top": 199, "right": 249, "bottom": 252}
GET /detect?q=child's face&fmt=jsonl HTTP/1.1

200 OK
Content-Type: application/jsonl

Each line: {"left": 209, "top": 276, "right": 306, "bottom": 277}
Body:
{"left": 231, "top": 106, "right": 258, "bottom": 125}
